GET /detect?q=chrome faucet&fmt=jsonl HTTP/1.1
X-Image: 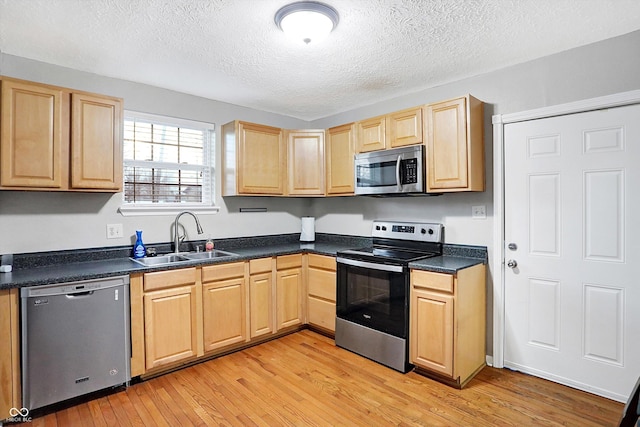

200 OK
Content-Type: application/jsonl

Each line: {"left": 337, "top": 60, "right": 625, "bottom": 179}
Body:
{"left": 173, "top": 211, "right": 204, "bottom": 253}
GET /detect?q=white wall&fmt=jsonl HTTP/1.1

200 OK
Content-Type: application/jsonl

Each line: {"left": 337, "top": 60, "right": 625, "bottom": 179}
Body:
{"left": 307, "top": 30, "right": 640, "bottom": 242}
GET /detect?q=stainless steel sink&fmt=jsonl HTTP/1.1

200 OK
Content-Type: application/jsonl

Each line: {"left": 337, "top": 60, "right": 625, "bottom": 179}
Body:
{"left": 131, "top": 250, "right": 237, "bottom": 266}
{"left": 130, "top": 254, "right": 190, "bottom": 266}
{"left": 181, "top": 249, "right": 237, "bottom": 260}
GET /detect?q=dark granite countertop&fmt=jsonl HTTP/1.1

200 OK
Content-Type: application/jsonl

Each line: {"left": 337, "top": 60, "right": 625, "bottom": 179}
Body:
{"left": 409, "top": 255, "right": 485, "bottom": 274}
{"left": 0, "top": 234, "right": 487, "bottom": 290}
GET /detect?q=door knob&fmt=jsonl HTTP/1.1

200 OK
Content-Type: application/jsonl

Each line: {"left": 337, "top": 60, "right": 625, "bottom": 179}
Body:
{"left": 507, "top": 259, "right": 518, "bottom": 269}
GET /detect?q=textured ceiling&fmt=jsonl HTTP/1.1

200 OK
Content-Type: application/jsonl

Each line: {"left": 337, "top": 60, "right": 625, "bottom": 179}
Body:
{"left": 1, "top": 0, "right": 639, "bottom": 120}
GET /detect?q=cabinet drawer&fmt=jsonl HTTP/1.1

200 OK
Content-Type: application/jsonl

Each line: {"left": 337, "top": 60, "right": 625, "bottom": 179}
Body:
{"left": 308, "top": 268, "right": 336, "bottom": 302}
{"left": 307, "top": 254, "right": 336, "bottom": 271}
{"left": 411, "top": 270, "right": 454, "bottom": 293}
{"left": 250, "top": 257, "right": 273, "bottom": 274}
{"left": 307, "top": 296, "right": 336, "bottom": 332}
{"left": 202, "top": 262, "right": 245, "bottom": 283}
{"left": 144, "top": 267, "right": 197, "bottom": 292}
{"left": 276, "top": 254, "right": 302, "bottom": 270}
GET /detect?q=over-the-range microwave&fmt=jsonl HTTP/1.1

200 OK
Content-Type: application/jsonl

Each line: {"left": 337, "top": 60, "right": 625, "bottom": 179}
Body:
{"left": 354, "top": 145, "right": 431, "bottom": 196}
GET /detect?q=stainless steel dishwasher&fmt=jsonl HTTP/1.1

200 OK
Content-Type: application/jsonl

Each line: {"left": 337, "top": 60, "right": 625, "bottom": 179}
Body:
{"left": 21, "top": 275, "right": 131, "bottom": 411}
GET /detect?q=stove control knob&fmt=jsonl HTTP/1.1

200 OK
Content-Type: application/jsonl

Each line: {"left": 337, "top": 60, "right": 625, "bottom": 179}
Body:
{"left": 421, "top": 228, "right": 426, "bottom": 234}
{"left": 428, "top": 228, "right": 434, "bottom": 235}
{"left": 375, "top": 226, "right": 381, "bottom": 230}
{"left": 381, "top": 226, "right": 387, "bottom": 231}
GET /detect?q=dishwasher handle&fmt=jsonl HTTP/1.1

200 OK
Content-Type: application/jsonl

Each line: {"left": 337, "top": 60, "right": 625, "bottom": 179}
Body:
{"left": 65, "top": 290, "right": 95, "bottom": 298}
{"left": 21, "top": 275, "right": 129, "bottom": 298}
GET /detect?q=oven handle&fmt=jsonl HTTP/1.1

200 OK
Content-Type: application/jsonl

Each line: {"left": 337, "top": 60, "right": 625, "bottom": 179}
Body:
{"left": 336, "top": 257, "right": 404, "bottom": 273}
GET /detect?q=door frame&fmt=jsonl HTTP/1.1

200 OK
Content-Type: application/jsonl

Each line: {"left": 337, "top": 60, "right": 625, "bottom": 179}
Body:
{"left": 491, "top": 89, "right": 640, "bottom": 369}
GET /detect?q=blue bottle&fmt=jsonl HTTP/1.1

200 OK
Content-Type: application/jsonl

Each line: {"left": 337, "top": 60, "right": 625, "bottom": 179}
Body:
{"left": 133, "top": 230, "right": 146, "bottom": 259}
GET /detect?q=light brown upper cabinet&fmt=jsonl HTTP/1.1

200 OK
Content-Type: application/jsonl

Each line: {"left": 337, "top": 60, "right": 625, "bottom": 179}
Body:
{"left": 356, "top": 115, "right": 386, "bottom": 153}
{"left": 0, "top": 78, "right": 67, "bottom": 189}
{"left": 387, "top": 106, "right": 423, "bottom": 148}
{"left": 222, "top": 120, "right": 285, "bottom": 196}
{"left": 287, "top": 129, "right": 325, "bottom": 196}
{"left": 71, "top": 92, "right": 123, "bottom": 190}
{"left": 0, "top": 77, "right": 123, "bottom": 192}
{"left": 325, "top": 123, "right": 355, "bottom": 195}
{"left": 356, "top": 107, "right": 423, "bottom": 153}
{"left": 425, "top": 95, "right": 484, "bottom": 192}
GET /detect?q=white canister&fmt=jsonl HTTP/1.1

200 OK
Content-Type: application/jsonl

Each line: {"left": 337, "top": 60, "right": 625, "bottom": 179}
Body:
{"left": 300, "top": 217, "right": 315, "bottom": 242}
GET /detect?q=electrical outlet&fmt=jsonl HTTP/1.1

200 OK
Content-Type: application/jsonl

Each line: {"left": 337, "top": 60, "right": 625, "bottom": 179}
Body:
{"left": 472, "top": 205, "right": 486, "bottom": 219}
{"left": 106, "top": 223, "right": 124, "bottom": 239}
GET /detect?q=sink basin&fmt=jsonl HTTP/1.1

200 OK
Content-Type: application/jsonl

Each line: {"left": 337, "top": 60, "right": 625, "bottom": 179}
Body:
{"left": 131, "top": 250, "right": 237, "bottom": 266}
{"left": 182, "top": 249, "right": 237, "bottom": 260}
{"left": 130, "top": 254, "right": 190, "bottom": 266}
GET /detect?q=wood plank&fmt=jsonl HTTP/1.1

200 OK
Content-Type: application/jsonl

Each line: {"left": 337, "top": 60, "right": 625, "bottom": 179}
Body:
{"left": 32, "top": 330, "right": 624, "bottom": 426}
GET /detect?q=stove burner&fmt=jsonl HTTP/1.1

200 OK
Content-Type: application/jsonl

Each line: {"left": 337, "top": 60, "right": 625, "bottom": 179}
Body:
{"left": 339, "top": 246, "right": 439, "bottom": 263}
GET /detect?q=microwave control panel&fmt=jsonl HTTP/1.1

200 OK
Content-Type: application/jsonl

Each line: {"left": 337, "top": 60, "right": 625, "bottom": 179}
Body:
{"left": 400, "top": 158, "right": 418, "bottom": 184}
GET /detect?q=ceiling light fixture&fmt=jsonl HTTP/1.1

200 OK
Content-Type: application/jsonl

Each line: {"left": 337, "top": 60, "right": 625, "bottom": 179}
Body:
{"left": 275, "top": 1, "right": 339, "bottom": 45}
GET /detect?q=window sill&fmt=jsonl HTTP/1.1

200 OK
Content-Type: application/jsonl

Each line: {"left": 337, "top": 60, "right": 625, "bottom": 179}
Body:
{"left": 118, "top": 204, "right": 220, "bottom": 217}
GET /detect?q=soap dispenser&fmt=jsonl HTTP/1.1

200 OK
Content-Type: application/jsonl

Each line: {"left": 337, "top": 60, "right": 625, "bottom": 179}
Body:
{"left": 133, "top": 230, "right": 146, "bottom": 259}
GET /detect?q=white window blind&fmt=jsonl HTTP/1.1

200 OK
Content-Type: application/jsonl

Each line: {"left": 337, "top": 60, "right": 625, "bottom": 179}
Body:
{"left": 121, "top": 112, "right": 216, "bottom": 214}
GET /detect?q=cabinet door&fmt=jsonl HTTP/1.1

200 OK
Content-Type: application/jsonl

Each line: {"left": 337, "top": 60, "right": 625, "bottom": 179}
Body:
{"left": 326, "top": 123, "right": 355, "bottom": 195}
{"left": 0, "top": 289, "right": 20, "bottom": 415}
{"left": 276, "top": 267, "right": 302, "bottom": 330}
{"left": 249, "top": 271, "right": 273, "bottom": 338}
{"left": 410, "top": 288, "right": 454, "bottom": 377}
{"left": 388, "top": 107, "right": 423, "bottom": 148}
{"left": 0, "top": 78, "right": 68, "bottom": 188}
{"left": 144, "top": 284, "right": 199, "bottom": 370}
{"left": 71, "top": 92, "right": 123, "bottom": 190}
{"left": 307, "top": 255, "right": 336, "bottom": 332}
{"left": 238, "top": 122, "right": 285, "bottom": 195}
{"left": 203, "top": 277, "right": 246, "bottom": 352}
{"left": 426, "top": 97, "right": 468, "bottom": 190}
{"left": 287, "top": 130, "right": 325, "bottom": 195}
{"left": 356, "top": 116, "right": 386, "bottom": 153}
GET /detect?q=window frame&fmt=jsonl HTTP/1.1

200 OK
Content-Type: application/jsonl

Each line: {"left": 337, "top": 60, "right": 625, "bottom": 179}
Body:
{"left": 118, "top": 111, "right": 219, "bottom": 216}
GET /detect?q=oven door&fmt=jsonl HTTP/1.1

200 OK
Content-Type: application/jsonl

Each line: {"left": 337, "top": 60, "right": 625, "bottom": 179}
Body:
{"left": 336, "top": 256, "right": 409, "bottom": 338}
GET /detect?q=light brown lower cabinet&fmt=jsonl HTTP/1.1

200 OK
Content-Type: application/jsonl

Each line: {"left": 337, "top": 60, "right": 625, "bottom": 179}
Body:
{"left": 142, "top": 268, "right": 202, "bottom": 371}
{"left": 249, "top": 258, "right": 274, "bottom": 339}
{"left": 276, "top": 254, "right": 303, "bottom": 330}
{"left": 410, "top": 263, "right": 486, "bottom": 388}
{"left": 201, "top": 262, "right": 247, "bottom": 352}
{"left": 306, "top": 254, "right": 336, "bottom": 333}
{"left": 0, "top": 289, "right": 20, "bottom": 416}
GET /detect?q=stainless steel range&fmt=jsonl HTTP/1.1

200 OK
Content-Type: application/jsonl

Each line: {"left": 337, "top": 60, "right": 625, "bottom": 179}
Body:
{"left": 335, "top": 220, "right": 443, "bottom": 372}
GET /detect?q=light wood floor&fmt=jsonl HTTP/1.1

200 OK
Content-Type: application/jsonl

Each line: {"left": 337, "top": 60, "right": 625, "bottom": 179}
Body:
{"left": 29, "top": 329, "right": 623, "bottom": 426}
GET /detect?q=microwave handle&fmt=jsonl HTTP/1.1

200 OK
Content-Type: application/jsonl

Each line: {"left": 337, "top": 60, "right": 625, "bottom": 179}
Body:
{"left": 395, "top": 155, "right": 402, "bottom": 189}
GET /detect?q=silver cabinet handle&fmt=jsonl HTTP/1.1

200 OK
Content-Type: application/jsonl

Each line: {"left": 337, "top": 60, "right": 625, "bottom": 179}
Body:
{"left": 507, "top": 259, "right": 518, "bottom": 269}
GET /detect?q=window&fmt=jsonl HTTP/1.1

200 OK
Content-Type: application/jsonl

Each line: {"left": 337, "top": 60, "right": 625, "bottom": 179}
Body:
{"left": 119, "top": 111, "right": 217, "bottom": 215}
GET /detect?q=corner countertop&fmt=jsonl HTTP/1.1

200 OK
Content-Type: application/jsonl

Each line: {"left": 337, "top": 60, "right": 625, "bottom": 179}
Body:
{"left": 0, "top": 235, "right": 487, "bottom": 290}
{"left": 409, "top": 255, "right": 485, "bottom": 274}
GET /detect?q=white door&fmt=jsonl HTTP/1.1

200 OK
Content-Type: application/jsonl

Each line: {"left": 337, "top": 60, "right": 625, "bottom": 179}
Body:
{"left": 504, "top": 104, "right": 640, "bottom": 402}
